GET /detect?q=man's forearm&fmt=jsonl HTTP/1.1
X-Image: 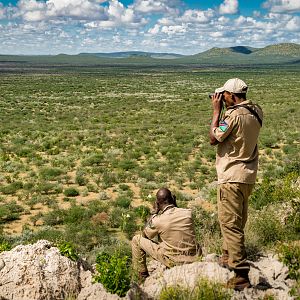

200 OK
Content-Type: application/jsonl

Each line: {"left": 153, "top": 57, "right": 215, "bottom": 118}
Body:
{"left": 210, "top": 111, "right": 221, "bottom": 145}
{"left": 209, "top": 93, "right": 223, "bottom": 145}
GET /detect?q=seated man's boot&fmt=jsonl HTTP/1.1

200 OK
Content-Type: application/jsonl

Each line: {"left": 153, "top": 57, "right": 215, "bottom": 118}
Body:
{"left": 218, "top": 250, "right": 231, "bottom": 270}
{"left": 226, "top": 269, "right": 251, "bottom": 291}
{"left": 138, "top": 270, "right": 149, "bottom": 284}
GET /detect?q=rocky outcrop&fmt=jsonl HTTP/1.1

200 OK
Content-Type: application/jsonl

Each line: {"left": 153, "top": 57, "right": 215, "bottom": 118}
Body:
{"left": 137, "top": 254, "right": 296, "bottom": 300}
{"left": 0, "top": 241, "right": 297, "bottom": 300}
{"left": 0, "top": 240, "right": 117, "bottom": 300}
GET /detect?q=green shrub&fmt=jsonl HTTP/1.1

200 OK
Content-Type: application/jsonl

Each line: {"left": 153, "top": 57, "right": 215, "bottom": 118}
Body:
{"left": 57, "top": 241, "right": 79, "bottom": 261}
{"left": 94, "top": 251, "right": 131, "bottom": 297}
{"left": 118, "top": 159, "right": 137, "bottom": 171}
{"left": 119, "top": 184, "right": 130, "bottom": 191}
{"left": 0, "top": 201, "right": 24, "bottom": 223}
{"left": 35, "top": 182, "right": 62, "bottom": 194}
{"left": 159, "top": 278, "right": 232, "bottom": 300}
{"left": 75, "top": 172, "right": 88, "bottom": 186}
{"left": 43, "top": 209, "right": 66, "bottom": 226}
{"left": 114, "top": 196, "right": 131, "bottom": 209}
{"left": 192, "top": 207, "right": 221, "bottom": 254}
{"left": 277, "top": 242, "right": 300, "bottom": 281}
{"left": 250, "top": 172, "right": 299, "bottom": 210}
{"left": 0, "top": 181, "right": 23, "bottom": 195}
{"left": 120, "top": 212, "right": 138, "bottom": 239}
{"left": 134, "top": 205, "right": 151, "bottom": 222}
{"left": 82, "top": 153, "right": 104, "bottom": 166}
{"left": 64, "top": 188, "right": 80, "bottom": 197}
{"left": 64, "top": 205, "right": 90, "bottom": 224}
{"left": 109, "top": 207, "right": 127, "bottom": 228}
{"left": 0, "top": 241, "right": 12, "bottom": 252}
{"left": 39, "top": 167, "right": 64, "bottom": 180}
{"left": 246, "top": 207, "right": 285, "bottom": 247}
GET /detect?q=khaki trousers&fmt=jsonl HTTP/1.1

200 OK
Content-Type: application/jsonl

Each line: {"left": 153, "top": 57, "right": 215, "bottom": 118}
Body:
{"left": 131, "top": 234, "right": 173, "bottom": 273}
{"left": 217, "top": 182, "right": 254, "bottom": 271}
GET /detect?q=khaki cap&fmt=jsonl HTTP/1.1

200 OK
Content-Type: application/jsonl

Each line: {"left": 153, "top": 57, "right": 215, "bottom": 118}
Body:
{"left": 215, "top": 78, "right": 248, "bottom": 94}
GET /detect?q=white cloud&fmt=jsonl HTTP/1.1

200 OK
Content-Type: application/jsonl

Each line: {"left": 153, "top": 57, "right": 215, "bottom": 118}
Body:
{"left": 180, "top": 9, "right": 215, "bottom": 23}
{"left": 286, "top": 16, "right": 300, "bottom": 31}
{"left": 263, "top": 0, "right": 300, "bottom": 13}
{"left": 161, "top": 24, "right": 187, "bottom": 35}
{"left": 219, "top": 0, "right": 239, "bottom": 14}
{"left": 0, "top": 0, "right": 300, "bottom": 55}
{"left": 210, "top": 31, "right": 223, "bottom": 38}
{"left": 83, "top": 0, "right": 147, "bottom": 29}
{"left": 132, "top": 0, "right": 180, "bottom": 15}
{"left": 16, "top": 0, "right": 108, "bottom": 21}
{"left": 148, "top": 24, "right": 160, "bottom": 34}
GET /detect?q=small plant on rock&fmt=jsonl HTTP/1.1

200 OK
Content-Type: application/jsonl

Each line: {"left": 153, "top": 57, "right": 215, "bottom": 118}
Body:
{"left": 94, "top": 251, "right": 131, "bottom": 297}
{"left": 0, "top": 241, "right": 12, "bottom": 252}
{"left": 57, "top": 241, "right": 79, "bottom": 261}
{"left": 159, "top": 278, "right": 232, "bottom": 300}
{"left": 277, "top": 242, "right": 300, "bottom": 281}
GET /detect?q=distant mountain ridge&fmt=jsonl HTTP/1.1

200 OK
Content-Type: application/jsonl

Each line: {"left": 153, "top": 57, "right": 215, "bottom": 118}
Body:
{"left": 0, "top": 43, "right": 299, "bottom": 65}
{"left": 79, "top": 51, "right": 184, "bottom": 59}
{"left": 177, "top": 43, "right": 300, "bottom": 64}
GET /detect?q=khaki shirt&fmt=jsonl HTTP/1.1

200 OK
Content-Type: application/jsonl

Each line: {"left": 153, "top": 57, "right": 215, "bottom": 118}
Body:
{"left": 143, "top": 205, "right": 199, "bottom": 263}
{"left": 212, "top": 100, "right": 263, "bottom": 184}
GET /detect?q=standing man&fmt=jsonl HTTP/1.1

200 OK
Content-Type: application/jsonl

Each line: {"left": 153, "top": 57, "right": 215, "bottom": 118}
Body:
{"left": 209, "top": 78, "right": 263, "bottom": 291}
{"left": 131, "top": 188, "right": 200, "bottom": 282}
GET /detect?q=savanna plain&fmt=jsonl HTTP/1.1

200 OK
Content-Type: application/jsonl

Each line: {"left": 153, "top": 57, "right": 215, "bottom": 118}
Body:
{"left": 0, "top": 64, "right": 299, "bottom": 296}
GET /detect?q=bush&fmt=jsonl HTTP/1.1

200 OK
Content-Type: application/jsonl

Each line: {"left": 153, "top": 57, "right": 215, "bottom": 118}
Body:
{"left": 82, "top": 153, "right": 104, "bottom": 166}
{"left": 121, "top": 212, "right": 138, "bottom": 239}
{"left": 118, "top": 159, "right": 137, "bottom": 171}
{"left": 94, "top": 251, "right": 131, "bottom": 297}
{"left": 109, "top": 207, "right": 127, "bottom": 228}
{"left": 277, "top": 242, "right": 300, "bottom": 281}
{"left": 250, "top": 172, "right": 299, "bottom": 210}
{"left": 0, "top": 241, "right": 12, "bottom": 252}
{"left": 159, "top": 278, "right": 232, "bottom": 300}
{"left": 64, "top": 188, "right": 80, "bottom": 197}
{"left": 114, "top": 196, "right": 131, "bottom": 209}
{"left": 0, "top": 181, "right": 23, "bottom": 195}
{"left": 39, "top": 167, "right": 64, "bottom": 180}
{"left": 75, "top": 171, "right": 88, "bottom": 186}
{"left": 246, "top": 207, "right": 285, "bottom": 247}
{"left": 134, "top": 205, "right": 151, "bottom": 222}
{"left": 43, "top": 209, "right": 66, "bottom": 226}
{"left": 192, "top": 207, "right": 221, "bottom": 254}
{"left": 0, "top": 201, "right": 24, "bottom": 223}
{"left": 57, "top": 241, "right": 79, "bottom": 261}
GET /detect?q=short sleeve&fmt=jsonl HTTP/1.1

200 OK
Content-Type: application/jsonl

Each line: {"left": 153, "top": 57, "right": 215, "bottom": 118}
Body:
{"left": 212, "top": 113, "right": 236, "bottom": 142}
{"left": 143, "top": 216, "right": 159, "bottom": 239}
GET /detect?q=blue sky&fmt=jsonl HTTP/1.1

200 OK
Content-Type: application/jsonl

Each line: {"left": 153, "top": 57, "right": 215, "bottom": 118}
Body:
{"left": 0, "top": 0, "right": 299, "bottom": 55}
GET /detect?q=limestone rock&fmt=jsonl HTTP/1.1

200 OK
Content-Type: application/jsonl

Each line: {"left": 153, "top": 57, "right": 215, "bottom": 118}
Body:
{"left": 138, "top": 254, "right": 295, "bottom": 300}
{"left": 0, "top": 241, "right": 296, "bottom": 300}
{"left": 0, "top": 240, "right": 124, "bottom": 300}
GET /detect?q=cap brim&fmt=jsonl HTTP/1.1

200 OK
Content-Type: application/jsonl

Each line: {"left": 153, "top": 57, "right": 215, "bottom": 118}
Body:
{"left": 215, "top": 87, "right": 225, "bottom": 93}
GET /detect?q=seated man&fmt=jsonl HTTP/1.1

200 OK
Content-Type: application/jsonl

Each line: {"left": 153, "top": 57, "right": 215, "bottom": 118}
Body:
{"left": 131, "top": 188, "right": 201, "bottom": 280}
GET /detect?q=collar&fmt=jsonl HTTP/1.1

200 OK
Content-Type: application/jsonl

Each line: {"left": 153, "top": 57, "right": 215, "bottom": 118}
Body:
{"left": 229, "top": 100, "right": 251, "bottom": 109}
{"left": 160, "top": 204, "right": 175, "bottom": 214}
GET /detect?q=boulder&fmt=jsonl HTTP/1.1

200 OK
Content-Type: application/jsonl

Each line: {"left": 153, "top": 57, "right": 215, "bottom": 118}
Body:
{"left": 0, "top": 241, "right": 296, "bottom": 300}
{"left": 0, "top": 240, "right": 118, "bottom": 300}
{"left": 137, "top": 254, "right": 295, "bottom": 300}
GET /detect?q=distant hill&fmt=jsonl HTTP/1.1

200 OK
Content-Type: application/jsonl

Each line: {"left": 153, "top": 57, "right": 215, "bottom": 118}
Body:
{"left": 253, "top": 43, "right": 300, "bottom": 56}
{"left": 0, "top": 43, "right": 299, "bottom": 66}
{"left": 177, "top": 43, "right": 300, "bottom": 64}
{"left": 79, "top": 51, "right": 184, "bottom": 59}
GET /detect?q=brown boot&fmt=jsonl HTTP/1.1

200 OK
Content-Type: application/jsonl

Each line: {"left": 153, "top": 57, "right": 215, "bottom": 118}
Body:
{"left": 218, "top": 250, "right": 231, "bottom": 270}
{"left": 226, "top": 269, "right": 251, "bottom": 291}
{"left": 138, "top": 271, "right": 149, "bottom": 284}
